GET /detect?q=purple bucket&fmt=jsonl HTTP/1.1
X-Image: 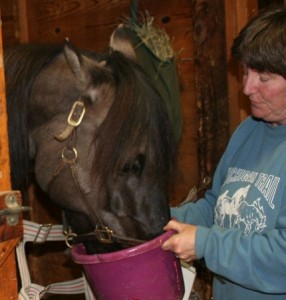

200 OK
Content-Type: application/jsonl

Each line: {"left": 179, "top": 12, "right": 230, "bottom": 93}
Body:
{"left": 72, "top": 230, "right": 184, "bottom": 300}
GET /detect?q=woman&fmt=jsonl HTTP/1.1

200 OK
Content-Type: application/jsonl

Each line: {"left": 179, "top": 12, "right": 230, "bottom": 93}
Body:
{"left": 162, "top": 6, "right": 286, "bottom": 300}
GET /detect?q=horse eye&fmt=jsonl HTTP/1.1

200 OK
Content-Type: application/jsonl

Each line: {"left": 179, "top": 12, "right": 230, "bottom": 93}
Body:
{"left": 121, "top": 154, "right": 145, "bottom": 176}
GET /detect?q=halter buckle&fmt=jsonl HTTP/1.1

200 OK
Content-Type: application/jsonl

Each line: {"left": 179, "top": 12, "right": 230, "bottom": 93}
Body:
{"left": 65, "top": 231, "right": 77, "bottom": 248}
{"left": 33, "top": 223, "right": 53, "bottom": 244}
{"left": 95, "top": 226, "right": 114, "bottom": 244}
{"left": 67, "top": 100, "right": 86, "bottom": 127}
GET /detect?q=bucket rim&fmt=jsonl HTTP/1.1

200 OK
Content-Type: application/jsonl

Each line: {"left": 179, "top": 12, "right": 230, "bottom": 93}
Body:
{"left": 72, "top": 229, "right": 176, "bottom": 264}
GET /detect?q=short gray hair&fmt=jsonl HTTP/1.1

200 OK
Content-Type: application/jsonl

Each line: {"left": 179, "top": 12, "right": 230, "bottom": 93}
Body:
{"left": 231, "top": 7, "right": 286, "bottom": 77}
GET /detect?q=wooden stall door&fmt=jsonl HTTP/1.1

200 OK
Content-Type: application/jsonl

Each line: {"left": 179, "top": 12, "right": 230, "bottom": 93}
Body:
{"left": 0, "top": 12, "right": 23, "bottom": 300}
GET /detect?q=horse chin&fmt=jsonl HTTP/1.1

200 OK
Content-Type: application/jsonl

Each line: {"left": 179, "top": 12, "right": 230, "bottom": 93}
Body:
{"left": 100, "top": 210, "right": 168, "bottom": 242}
{"left": 82, "top": 225, "right": 163, "bottom": 255}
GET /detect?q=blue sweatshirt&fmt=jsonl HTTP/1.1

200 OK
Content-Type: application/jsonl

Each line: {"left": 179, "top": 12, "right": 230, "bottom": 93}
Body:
{"left": 172, "top": 117, "right": 286, "bottom": 300}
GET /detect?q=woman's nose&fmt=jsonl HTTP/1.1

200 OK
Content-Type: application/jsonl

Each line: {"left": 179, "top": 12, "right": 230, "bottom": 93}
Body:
{"left": 243, "top": 73, "right": 258, "bottom": 96}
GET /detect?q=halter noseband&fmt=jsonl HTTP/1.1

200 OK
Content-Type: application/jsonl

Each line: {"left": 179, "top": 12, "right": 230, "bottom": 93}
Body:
{"left": 50, "top": 99, "right": 145, "bottom": 249}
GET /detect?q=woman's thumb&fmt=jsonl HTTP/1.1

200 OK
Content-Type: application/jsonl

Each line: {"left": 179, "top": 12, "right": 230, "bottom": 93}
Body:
{"left": 163, "top": 219, "right": 181, "bottom": 232}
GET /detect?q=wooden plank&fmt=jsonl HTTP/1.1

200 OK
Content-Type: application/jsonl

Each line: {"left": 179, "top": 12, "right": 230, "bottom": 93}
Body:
{"left": 19, "top": 0, "right": 131, "bottom": 51}
{"left": 0, "top": 21, "right": 11, "bottom": 191}
{"left": 0, "top": 238, "right": 19, "bottom": 300}
{"left": 0, "top": 5, "right": 23, "bottom": 243}
{"left": 0, "top": 0, "right": 20, "bottom": 45}
{"left": 0, "top": 10, "right": 19, "bottom": 299}
{"left": 16, "top": 0, "right": 29, "bottom": 42}
{"left": 192, "top": 0, "right": 229, "bottom": 183}
{"left": 225, "top": 0, "right": 258, "bottom": 133}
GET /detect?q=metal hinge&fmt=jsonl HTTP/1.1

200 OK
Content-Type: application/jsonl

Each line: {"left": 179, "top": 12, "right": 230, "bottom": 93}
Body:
{"left": 0, "top": 191, "right": 30, "bottom": 226}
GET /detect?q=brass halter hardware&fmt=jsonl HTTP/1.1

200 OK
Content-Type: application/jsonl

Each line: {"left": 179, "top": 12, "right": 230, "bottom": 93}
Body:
{"left": 95, "top": 226, "right": 114, "bottom": 243}
{"left": 65, "top": 231, "right": 78, "bottom": 249}
{"left": 61, "top": 146, "right": 78, "bottom": 164}
{"left": 55, "top": 100, "right": 86, "bottom": 141}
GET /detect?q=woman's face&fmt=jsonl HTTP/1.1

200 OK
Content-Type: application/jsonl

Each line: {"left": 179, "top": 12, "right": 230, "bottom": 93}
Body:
{"left": 243, "top": 66, "right": 286, "bottom": 126}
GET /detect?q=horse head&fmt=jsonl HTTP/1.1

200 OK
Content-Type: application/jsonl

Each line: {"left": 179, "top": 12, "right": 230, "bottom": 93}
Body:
{"left": 5, "top": 39, "right": 177, "bottom": 253}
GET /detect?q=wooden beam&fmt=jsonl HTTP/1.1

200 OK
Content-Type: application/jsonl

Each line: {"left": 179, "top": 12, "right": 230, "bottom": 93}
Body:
{"left": 0, "top": 29, "right": 11, "bottom": 190}
{"left": 16, "top": 0, "right": 29, "bottom": 42}
{"left": 0, "top": 11, "right": 19, "bottom": 300}
{"left": 192, "top": 0, "right": 230, "bottom": 182}
{"left": 225, "top": 0, "right": 258, "bottom": 133}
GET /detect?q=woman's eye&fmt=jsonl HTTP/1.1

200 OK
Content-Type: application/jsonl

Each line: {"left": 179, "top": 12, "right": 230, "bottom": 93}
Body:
{"left": 260, "top": 75, "right": 270, "bottom": 82}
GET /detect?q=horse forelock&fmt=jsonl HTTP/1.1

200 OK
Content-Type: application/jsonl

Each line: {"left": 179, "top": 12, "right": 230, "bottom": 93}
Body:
{"left": 91, "top": 50, "right": 177, "bottom": 187}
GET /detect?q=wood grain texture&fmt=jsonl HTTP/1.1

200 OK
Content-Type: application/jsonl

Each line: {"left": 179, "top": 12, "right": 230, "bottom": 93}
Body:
{"left": 0, "top": 239, "right": 19, "bottom": 300}
{"left": 192, "top": 0, "right": 229, "bottom": 183}
{"left": 225, "top": 0, "right": 258, "bottom": 134}
{"left": 0, "top": 12, "right": 19, "bottom": 299}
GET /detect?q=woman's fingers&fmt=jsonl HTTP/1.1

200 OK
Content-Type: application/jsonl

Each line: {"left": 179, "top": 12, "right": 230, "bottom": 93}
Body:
{"left": 163, "top": 219, "right": 182, "bottom": 232}
{"left": 162, "top": 221, "right": 198, "bottom": 262}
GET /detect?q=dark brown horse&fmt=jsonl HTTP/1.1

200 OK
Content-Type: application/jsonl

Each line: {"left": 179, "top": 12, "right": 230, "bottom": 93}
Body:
{"left": 4, "top": 39, "right": 177, "bottom": 253}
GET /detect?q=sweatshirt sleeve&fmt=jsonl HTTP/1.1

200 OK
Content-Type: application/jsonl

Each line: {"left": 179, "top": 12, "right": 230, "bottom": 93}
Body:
{"left": 195, "top": 205, "right": 286, "bottom": 294}
{"left": 171, "top": 189, "right": 217, "bottom": 227}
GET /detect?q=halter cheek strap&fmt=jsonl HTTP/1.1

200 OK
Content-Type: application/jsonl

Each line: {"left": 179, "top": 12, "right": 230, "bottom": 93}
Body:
{"left": 50, "top": 99, "right": 145, "bottom": 248}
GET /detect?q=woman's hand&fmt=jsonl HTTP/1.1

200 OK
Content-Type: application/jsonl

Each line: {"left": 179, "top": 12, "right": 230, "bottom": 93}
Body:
{"left": 161, "top": 219, "right": 198, "bottom": 262}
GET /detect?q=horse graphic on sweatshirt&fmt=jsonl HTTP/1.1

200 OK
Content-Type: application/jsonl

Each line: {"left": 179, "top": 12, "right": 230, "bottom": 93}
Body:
{"left": 215, "top": 184, "right": 266, "bottom": 234}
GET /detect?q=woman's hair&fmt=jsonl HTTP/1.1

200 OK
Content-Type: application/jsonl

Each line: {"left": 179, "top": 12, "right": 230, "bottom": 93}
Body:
{"left": 231, "top": 7, "right": 286, "bottom": 77}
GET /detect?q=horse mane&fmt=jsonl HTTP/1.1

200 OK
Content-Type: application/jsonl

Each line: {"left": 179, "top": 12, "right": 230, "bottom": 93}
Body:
{"left": 93, "top": 49, "right": 177, "bottom": 188}
{"left": 4, "top": 44, "right": 63, "bottom": 193}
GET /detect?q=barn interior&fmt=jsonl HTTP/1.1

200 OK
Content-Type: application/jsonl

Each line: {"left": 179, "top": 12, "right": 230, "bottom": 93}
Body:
{"left": 0, "top": 0, "right": 284, "bottom": 299}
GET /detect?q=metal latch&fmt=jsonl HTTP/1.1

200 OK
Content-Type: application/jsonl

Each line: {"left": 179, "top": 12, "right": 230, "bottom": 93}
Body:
{"left": 0, "top": 192, "right": 30, "bottom": 226}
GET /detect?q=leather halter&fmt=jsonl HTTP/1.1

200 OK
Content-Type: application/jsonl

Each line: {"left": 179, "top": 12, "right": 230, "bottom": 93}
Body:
{"left": 50, "top": 99, "right": 145, "bottom": 248}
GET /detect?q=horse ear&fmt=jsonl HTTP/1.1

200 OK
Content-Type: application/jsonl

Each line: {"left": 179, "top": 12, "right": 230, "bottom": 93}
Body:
{"left": 109, "top": 24, "right": 137, "bottom": 60}
{"left": 64, "top": 38, "right": 85, "bottom": 82}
